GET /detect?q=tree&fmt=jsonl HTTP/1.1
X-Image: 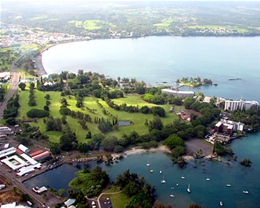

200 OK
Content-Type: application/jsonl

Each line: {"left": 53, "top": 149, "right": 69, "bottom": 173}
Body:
{"left": 240, "top": 158, "right": 252, "bottom": 167}
{"left": 171, "top": 146, "right": 186, "bottom": 158}
{"left": 148, "top": 116, "right": 163, "bottom": 132}
{"left": 164, "top": 135, "right": 184, "bottom": 150}
{"left": 86, "top": 131, "right": 92, "bottom": 139}
{"left": 101, "top": 136, "right": 118, "bottom": 151}
{"left": 58, "top": 189, "right": 65, "bottom": 197}
{"left": 44, "top": 94, "right": 51, "bottom": 100}
{"left": 124, "top": 182, "right": 140, "bottom": 197}
{"left": 18, "top": 82, "right": 26, "bottom": 90}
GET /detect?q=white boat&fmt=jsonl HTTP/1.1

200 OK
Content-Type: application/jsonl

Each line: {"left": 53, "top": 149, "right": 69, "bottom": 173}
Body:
{"left": 170, "top": 194, "right": 175, "bottom": 198}
{"left": 146, "top": 163, "right": 150, "bottom": 167}
{"left": 243, "top": 191, "right": 249, "bottom": 194}
{"left": 160, "top": 170, "right": 162, "bottom": 174}
{"left": 220, "top": 201, "right": 223, "bottom": 206}
{"left": 181, "top": 176, "right": 185, "bottom": 179}
{"left": 226, "top": 184, "right": 231, "bottom": 187}
{"left": 206, "top": 178, "right": 210, "bottom": 181}
{"left": 187, "top": 184, "right": 191, "bottom": 193}
{"left": 161, "top": 176, "right": 166, "bottom": 184}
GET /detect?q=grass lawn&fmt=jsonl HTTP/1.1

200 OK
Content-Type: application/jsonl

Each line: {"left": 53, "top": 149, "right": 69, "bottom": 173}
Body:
{"left": 83, "top": 20, "right": 103, "bottom": 30}
{"left": 17, "top": 89, "right": 179, "bottom": 143}
{"left": 153, "top": 18, "right": 174, "bottom": 28}
{"left": 102, "top": 193, "right": 130, "bottom": 208}
{"left": 69, "top": 170, "right": 91, "bottom": 189}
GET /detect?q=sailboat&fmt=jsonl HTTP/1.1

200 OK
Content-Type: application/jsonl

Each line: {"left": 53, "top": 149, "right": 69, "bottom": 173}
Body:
{"left": 147, "top": 156, "right": 151, "bottom": 166}
{"left": 187, "top": 184, "right": 191, "bottom": 193}
{"left": 161, "top": 176, "right": 166, "bottom": 184}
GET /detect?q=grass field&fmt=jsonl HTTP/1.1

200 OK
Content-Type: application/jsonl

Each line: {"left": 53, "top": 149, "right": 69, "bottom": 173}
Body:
{"left": 17, "top": 88, "right": 179, "bottom": 143}
{"left": 154, "top": 18, "right": 174, "bottom": 28}
{"left": 102, "top": 192, "right": 130, "bottom": 208}
{"left": 68, "top": 20, "right": 105, "bottom": 30}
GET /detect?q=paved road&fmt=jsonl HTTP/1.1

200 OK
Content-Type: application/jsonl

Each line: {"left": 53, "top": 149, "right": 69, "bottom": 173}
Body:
{"left": 0, "top": 52, "right": 47, "bottom": 207}
{"left": 0, "top": 53, "right": 21, "bottom": 120}
{"left": 0, "top": 166, "right": 45, "bottom": 207}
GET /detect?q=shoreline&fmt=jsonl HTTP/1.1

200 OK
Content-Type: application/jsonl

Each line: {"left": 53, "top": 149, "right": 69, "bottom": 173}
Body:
{"left": 111, "top": 145, "right": 171, "bottom": 159}
{"left": 35, "top": 39, "right": 92, "bottom": 76}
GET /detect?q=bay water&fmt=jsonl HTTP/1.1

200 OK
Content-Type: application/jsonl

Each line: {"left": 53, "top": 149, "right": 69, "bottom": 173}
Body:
{"left": 42, "top": 36, "right": 260, "bottom": 102}
{"left": 30, "top": 36, "right": 260, "bottom": 207}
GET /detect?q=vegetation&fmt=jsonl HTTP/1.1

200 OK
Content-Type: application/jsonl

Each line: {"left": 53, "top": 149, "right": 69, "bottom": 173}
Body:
{"left": 213, "top": 141, "right": 233, "bottom": 156}
{"left": 2, "top": 1, "right": 260, "bottom": 39}
{"left": 230, "top": 108, "right": 260, "bottom": 132}
{"left": 177, "top": 77, "right": 213, "bottom": 87}
{"left": 240, "top": 158, "right": 252, "bottom": 167}
{"left": 69, "top": 166, "right": 109, "bottom": 198}
{"left": 115, "top": 170, "right": 156, "bottom": 208}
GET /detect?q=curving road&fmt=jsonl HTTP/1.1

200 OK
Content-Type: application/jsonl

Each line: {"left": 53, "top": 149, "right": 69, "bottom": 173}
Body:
{"left": 0, "top": 52, "right": 47, "bottom": 207}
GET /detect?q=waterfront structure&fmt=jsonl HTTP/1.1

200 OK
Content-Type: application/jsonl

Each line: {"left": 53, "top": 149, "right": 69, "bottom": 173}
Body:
{"left": 224, "top": 100, "right": 258, "bottom": 112}
{"left": 214, "top": 119, "right": 244, "bottom": 135}
{"left": 161, "top": 88, "right": 195, "bottom": 98}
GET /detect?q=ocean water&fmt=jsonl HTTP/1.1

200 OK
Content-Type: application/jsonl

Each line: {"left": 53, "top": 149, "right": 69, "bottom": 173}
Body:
{"left": 23, "top": 132, "right": 260, "bottom": 207}
{"left": 38, "top": 37, "right": 260, "bottom": 207}
{"left": 42, "top": 36, "right": 260, "bottom": 102}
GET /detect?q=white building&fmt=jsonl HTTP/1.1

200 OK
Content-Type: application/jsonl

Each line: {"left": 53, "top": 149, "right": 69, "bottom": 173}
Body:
{"left": 0, "top": 147, "right": 16, "bottom": 159}
{"left": 224, "top": 100, "right": 258, "bottom": 112}
{"left": 161, "top": 88, "right": 195, "bottom": 98}
{"left": 18, "top": 144, "right": 30, "bottom": 153}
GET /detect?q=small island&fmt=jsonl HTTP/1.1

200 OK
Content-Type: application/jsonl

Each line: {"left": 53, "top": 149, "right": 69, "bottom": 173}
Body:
{"left": 176, "top": 77, "right": 215, "bottom": 88}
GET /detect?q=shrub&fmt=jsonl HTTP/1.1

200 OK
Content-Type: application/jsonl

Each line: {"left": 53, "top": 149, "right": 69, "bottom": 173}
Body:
{"left": 27, "top": 109, "right": 50, "bottom": 118}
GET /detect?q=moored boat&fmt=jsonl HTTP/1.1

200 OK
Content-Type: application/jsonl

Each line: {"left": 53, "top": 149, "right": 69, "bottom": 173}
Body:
{"left": 243, "top": 191, "right": 249, "bottom": 194}
{"left": 187, "top": 184, "right": 191, "bottom": 193}
{"left": 220, "top": 201, "right": 223, "bottom": 206}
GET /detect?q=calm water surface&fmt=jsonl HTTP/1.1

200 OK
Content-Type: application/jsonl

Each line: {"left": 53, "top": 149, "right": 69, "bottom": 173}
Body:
{"left": 24, "top": 132, "right": 260, "bottom": 208}
{"left": 42, "top": 36, "right": 260, "bottom": 102}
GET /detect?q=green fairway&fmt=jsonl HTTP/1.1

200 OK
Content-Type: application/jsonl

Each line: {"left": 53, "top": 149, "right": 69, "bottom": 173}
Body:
{"left": 18, "top": 88, "right": 179, "bottom": 143}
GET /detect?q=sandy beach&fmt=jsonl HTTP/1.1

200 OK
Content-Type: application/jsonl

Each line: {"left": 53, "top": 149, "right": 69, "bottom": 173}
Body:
{"left": 112, "top": 145, "right": 171, "bottom": 158}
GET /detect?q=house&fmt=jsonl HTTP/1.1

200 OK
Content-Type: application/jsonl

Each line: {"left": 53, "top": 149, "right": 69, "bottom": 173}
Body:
{"left": 64, "top": 199, "right": 76, "bottom": 208}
